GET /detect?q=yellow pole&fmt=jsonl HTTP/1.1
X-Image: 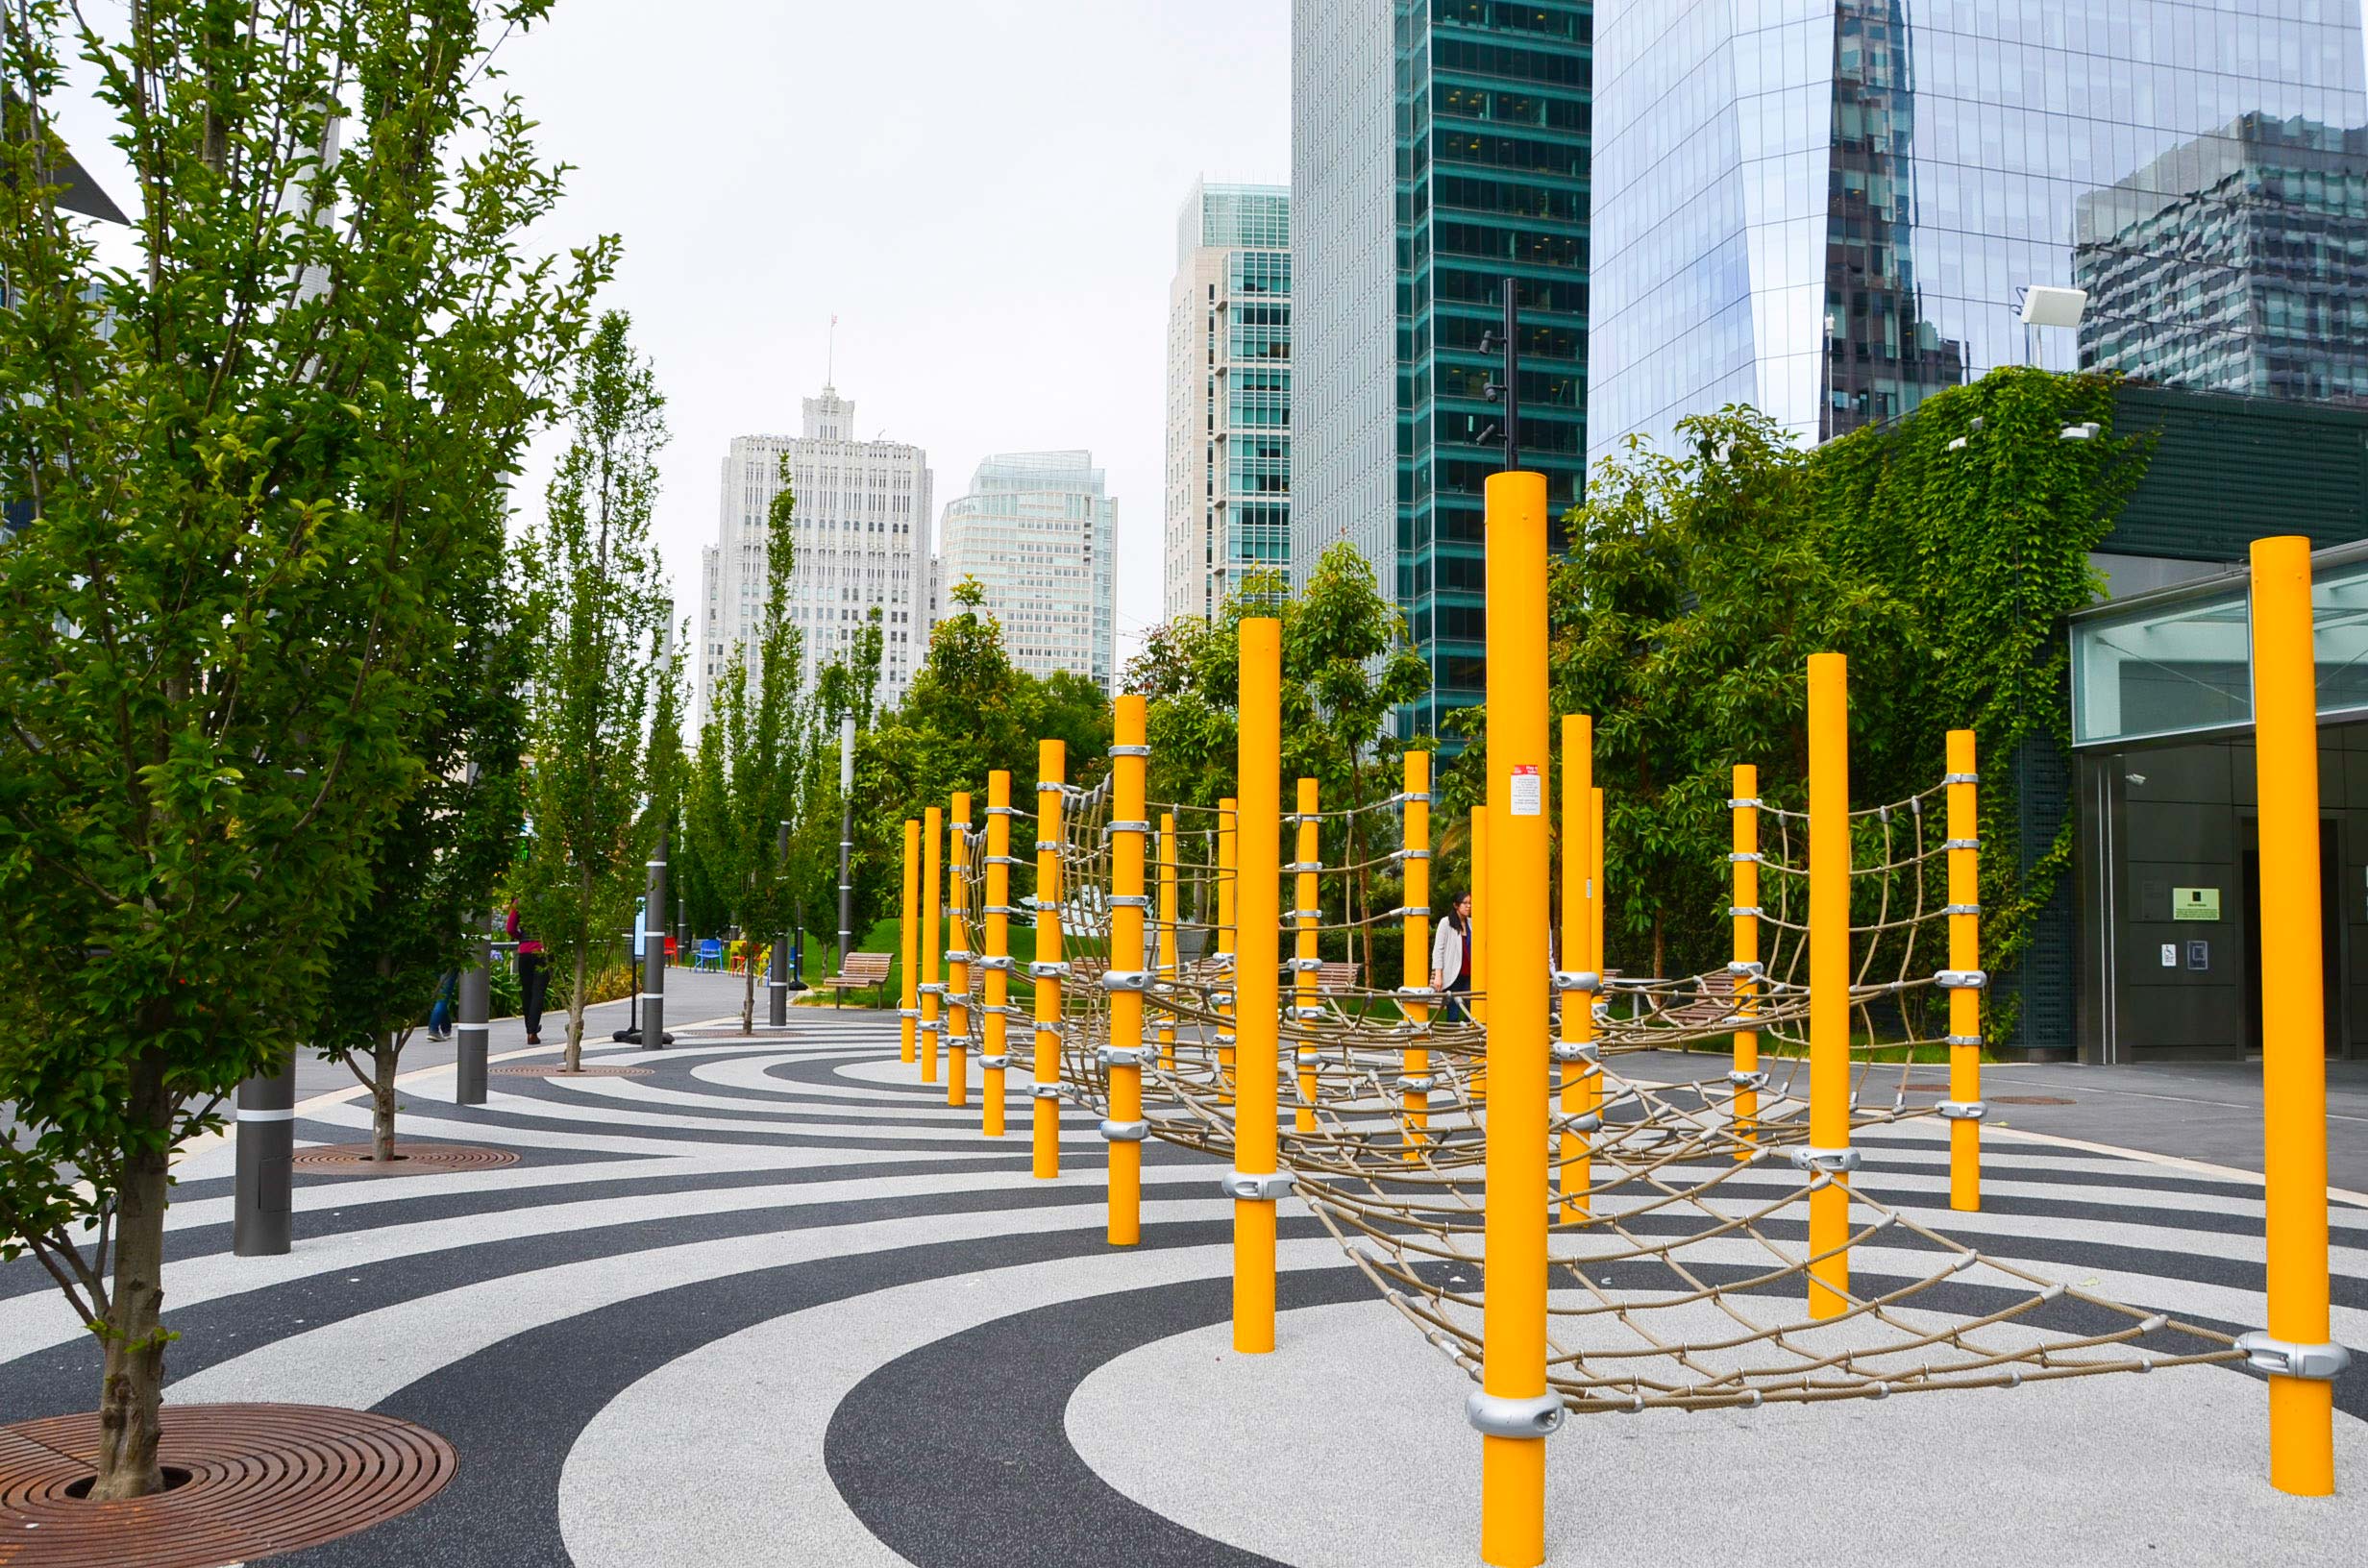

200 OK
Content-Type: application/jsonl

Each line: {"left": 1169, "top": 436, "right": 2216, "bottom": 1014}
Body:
{"left": 900, "top": 818, "right": 920, "bottom": 1064}
{"left": 1475, "top": 470, "right": 1555, "bottom": 1568}
{"left": 1294, "top": 777, "right": 1320, "bottom": 1136}
{"left": 946, "top": 796, "right": 972, "bottom": 1108}
{"left": 1218, "top": 795, "right": 1239, "bottom": 1093}
{"left": 2249, "top": 534, "right": 2343, "bottom": 1496}
{"left": 1944, "top": 733, "right": 1982, "bottom": 1208}
{"left": 1590, "top": 786, "right": 1603, "bottom": 981}
{"left": 1106, "top": 696, "right": 1149, "bottom": 1245}
{"left": 1559, "top": 715, "right": 1593, "bottom": 1219}
{"left": 921, "top": 805, "right": 943, "bottom": 1085}
{"left": 1471, "top": 804, "right": 1490, "bottom": 1026}
{"left": 982, "top": 772, "right": 1012, "bottom": 1139}
{"left": 1806, "top": 653, "right": 1851, "bottom": 1318}
{"left": 1158, "top": 812, "right": 1179, "bottom": 1072}
{"left": 1032, "top": 741, "right": 1066, "bottom": 1180}
{"left": 1233, "top": 618, "right": 1282, "bottom": 1355}
{"left": 1732, "top": 766, "right": 1761, "bottom": 1152}
{"left": 1401, "top": 749, "right": 1432, "bottom": 1152}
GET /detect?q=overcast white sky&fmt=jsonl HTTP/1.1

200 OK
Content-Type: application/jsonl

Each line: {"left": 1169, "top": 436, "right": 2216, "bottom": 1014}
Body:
{"left": 496, "top": 0, "right": 1291, "bottom": 662}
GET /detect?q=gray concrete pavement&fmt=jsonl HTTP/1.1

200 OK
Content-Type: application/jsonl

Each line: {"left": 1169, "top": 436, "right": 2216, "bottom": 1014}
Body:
{"left": 1620, "top": 1050, "right": 2368, "bottom": 1191}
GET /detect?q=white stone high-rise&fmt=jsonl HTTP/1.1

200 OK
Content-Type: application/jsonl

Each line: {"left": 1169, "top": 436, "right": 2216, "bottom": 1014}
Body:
{"left": 1165, "top": 180, "right": 1292, "bottom": 625}
{"left": 938, "top": 451, "right": 1117, "bottom": 691}
{"left": 697, "top": 384, "right": 930, "bottom": 728}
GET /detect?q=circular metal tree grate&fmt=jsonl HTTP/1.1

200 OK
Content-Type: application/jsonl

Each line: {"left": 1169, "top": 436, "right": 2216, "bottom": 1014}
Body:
{"left": 291, "top": 1142, "right": 519, "bottom": 1174}
{"left": 0, "top": 1403, "right": 455, "bottom": 1566}
{"left": 489, "top": 1064, "right": 654, "bottom": 1077}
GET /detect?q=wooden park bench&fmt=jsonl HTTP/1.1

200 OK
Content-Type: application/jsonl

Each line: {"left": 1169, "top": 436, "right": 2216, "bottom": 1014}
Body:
{"left": 821, "top": 951, "right": 894, "bottom": 1008}
{"left": 1315, "top": 960, "right": 1361, "bottom": 993}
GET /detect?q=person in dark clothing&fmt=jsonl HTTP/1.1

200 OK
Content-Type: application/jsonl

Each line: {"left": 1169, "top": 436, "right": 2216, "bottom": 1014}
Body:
{"left": 509, "top": 902, "right": 550, "bottom": 1045}
{"left": 426, "top": 970, "right": 457, "bottom": 1042}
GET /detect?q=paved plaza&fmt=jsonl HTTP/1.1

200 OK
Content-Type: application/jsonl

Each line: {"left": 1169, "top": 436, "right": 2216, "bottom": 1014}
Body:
{"left": 0, "top": 993, "right": 2362, "bottom": 1566}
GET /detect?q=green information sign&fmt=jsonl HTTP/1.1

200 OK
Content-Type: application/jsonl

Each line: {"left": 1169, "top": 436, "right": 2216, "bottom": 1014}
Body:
{"left": 2172, "top": 887, "right": 2221, "bottom": 921}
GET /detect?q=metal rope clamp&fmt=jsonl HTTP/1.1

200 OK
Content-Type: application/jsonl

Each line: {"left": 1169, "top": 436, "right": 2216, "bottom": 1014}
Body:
{"left": 1553, "top": 970, "right": 1600, "bottom": 994}
{"left": 1940, "top": 903, "right": 1982, "bottom": 918}
{"left": 1729, "top": 850, "right": 1764, "bottom": 864}
{"left": 1035, "top": 839, "right": 1064, "bottom": 853}
{"left": 1397, "top": 905, "right": 1431, "bottom": 918}
{"left": 1100, "top": 969, "right": 1149, "bottom": 992}
{"left": 1034, "top": 1021, "right": 1064, "bottom": 1040}
{"left": 1944, "top": 1033, "right": 1982, "bottom": 1048}
{"left": 1106, "top": 820, "right": 1150, "bottom": 835}
{"left": 1108, "top": 744, "right": 1151, "bottom": 758}
{"left": 977, "top": 1054, "right": 1011, "bottom": 1071}
{"left": 1397, "top": 985, "right": 1441, "bottom": 1001}
{"left": 1561, "top": 1111, "right": 1602, "bottom": 1133}
{"left": 1937, "top": 1100, "right": 1986, "bottom": 1121}
{"left": 1029, "top": 1083, "right": 1063, "bottom": 1100}
{"left": 1288, "top": 956, "right": 1324, "bottom": 973}
{"left": 985, "top": 805, "right": 1022, "bottom": 817}
{"left": 918, "top": 1019, "right": 943, "bottom": 1036}
{"left": 1100, "top": 1118, "right": 1148, "bottom": 1142}
{"left": 1721, "top": 1070, "right": 1763, "bottom": 1090}
{"left": 1729, "top": 905, "right": 1763, "bottom": 919}
{"left": 1397, "top": 847, "right": 1431, "bottom": 861}
{"left": 1108, "top": 894, "right": 1150, "bottom": 909}
{"left": 899, "top": 1007, "right": 920, "bottom": 1020}
{"left": 1787, "top": 1146, "right": 1862, "bottom": 1174}
{"left": 1941, "top": 772, "right": 1980, "bottom": 786}
{"left": 1220, "top": 1169, "right": 1294, "bottom": 1202}
{"left": 1936, "top": 969, "right": 1987, "bottom": 991}
{"left": 1291, "top": 1005, "right": 1327, "bottom": 1021}
{"left": 2232, "top": 1332, "right": 2353, "bottom": 1381}
{"left": 1727, "top": 796, "right": 1763, "bottom": 809}
{"left": 917, "top": 982, "right": 948, "bottom": 996}
{"left": 979, "top": 955, "right": 1015, "bottom": 971}
{"left": 1028, "top": 961, "right": 1072, "bottom": 979}
{"left": 1550, "top": 1040, "right": 1598, "bottom": 1065}
{"left": 945, "top": 949, "right": 974, "bottom": 965}
{"left": 1466, "top": 1388, "right": 1566, "bottom": 1439}
{"left": 1941, "top": 837, "right": 1981, "bottom": 851}
{"left": 1098, "top": 1044, "right": 1147, "bottom": 1068}
{"left": 1726, "top": 960, "right": 1765, "bottom": 978}
{"left": 1036, "top": 781, "right": 1065, "bottom": 794}
{"left": 1396, "top": 1074, "right": 1435, "bottom": 1094}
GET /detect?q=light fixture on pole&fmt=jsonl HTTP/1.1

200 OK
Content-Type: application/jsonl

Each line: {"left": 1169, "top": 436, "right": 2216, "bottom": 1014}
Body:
{"left": 2018, "top": 284, "right": 2087, "bottom": 368}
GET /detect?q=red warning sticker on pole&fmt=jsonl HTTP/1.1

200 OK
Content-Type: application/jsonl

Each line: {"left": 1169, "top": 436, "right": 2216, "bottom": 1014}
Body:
{"left": 1510, "top": 764, "right": 1542, "bottom": 817}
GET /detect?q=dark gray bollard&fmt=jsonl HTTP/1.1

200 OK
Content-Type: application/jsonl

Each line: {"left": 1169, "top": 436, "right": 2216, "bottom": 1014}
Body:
{"left": 234, "top": 1052, "right": 296, "bottom": 1257}
{"left": 456, "top": 926, "right": 491, "bottom": 1103}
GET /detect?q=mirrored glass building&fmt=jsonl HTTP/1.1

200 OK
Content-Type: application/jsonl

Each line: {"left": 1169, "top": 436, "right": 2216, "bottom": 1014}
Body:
{"left": 1295, "top": 0, "right": 1591, "bottom": 740}
{"left": 1587, "top": 0, "right": 2368, "bottom": 468}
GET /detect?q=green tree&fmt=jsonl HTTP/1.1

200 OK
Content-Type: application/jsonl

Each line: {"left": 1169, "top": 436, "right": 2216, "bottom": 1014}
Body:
{"left": 519, "top": 310, "right": 672, "bottom": 1070}
{"left": 0, "top": 0, "right": 606, "bottom": 1497}
{"left": 310, "top": 573, "right": 530, "bottom": 1162}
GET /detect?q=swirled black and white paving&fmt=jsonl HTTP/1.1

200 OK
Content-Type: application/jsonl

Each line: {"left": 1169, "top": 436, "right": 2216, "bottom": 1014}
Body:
{"left": 3, "top": 1009, "right": 2365, "bottom": 1567}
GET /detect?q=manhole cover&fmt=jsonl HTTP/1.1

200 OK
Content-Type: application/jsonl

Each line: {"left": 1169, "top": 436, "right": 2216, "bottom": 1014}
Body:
{"left": 291, "top": 1142, "right": 519, "bottom": 1174}
{"left": 489, "top": 1063, "right": 655, "bottom": 1077}
{"left": 0, "top": 1403, "right": 455, "bottom": 1566}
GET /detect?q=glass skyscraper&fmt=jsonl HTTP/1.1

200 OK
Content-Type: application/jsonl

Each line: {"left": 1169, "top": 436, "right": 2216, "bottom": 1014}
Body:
{"left": 1165, "top": 182, "right": 1293, "bottom": 625}
{"left": 1295, "top": 0, "right": 1591, "bottom": 740}
{"left": 1588, "top": 0, "right": 2368, "bottom": 467}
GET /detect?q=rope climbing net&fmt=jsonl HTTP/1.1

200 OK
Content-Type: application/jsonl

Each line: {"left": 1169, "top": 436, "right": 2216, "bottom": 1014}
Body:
{"left": 931, "top": 756, "right": 2243, "bottom": 1417}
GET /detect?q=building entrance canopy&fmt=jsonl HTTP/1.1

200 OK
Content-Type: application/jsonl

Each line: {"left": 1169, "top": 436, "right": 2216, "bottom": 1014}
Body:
{"left": 2073, "top": 542, "right": 2368, "bottom": 748}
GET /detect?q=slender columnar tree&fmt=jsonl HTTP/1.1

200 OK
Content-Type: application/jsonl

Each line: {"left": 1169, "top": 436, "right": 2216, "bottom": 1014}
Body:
{"left": 0, "top": 0, "right": 608, "bottom": 1498}
{"left": 519, "top": 309, "right": 672, "bottom": 1071}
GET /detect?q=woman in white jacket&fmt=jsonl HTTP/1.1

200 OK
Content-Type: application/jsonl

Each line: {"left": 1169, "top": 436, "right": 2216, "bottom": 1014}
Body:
{"left": 1429, "top": 888, "right": 1473, "bottom": 1022}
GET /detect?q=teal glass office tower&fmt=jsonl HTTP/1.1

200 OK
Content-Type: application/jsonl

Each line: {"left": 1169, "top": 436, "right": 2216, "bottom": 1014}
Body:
{"left": 1295, "top": 1, "right": 1591, "bottom": 741}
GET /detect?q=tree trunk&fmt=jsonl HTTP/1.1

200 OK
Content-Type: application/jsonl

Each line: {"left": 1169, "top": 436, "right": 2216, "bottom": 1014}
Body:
{"left": 565, "top": 943, "right": 588, "bottom": 1072}
{"left": 741, "top": 938, "right": 755, "bottom": 1035}
{"left": 373, "top": 1033, "right": 399, "bottom": 1162}
{"left": 1652, "top": 914, "right": 1665, "bottom": 983}
{"left": 89, "top": 1051, "right": 171, "bottom": 1500}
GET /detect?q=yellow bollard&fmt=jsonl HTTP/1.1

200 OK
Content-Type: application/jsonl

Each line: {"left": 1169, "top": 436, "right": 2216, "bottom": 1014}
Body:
{"left": 1294, "top": 777, "right": 1320, "bottom": 1136}
{"left": 1105, "top": 697, "right": 1150, "bottom": 1245}
{"left": 900, "top": 818, "right": 920, "bottom": 1064}
{"left": 1806, "top": 653, "right": 1852, "bottom": 1318}
{"left": 1032, "top": 741, "right": 1067, "bottom": 1180}
{"left": 921, "top": 805, "right": 943, "bottom": 1084}
{"left": 1732, "top": 766, "right": 1762, "bottom": 1152}
{"left": 1474, "top": 470, "right": 1556, "bottom": 1568}
{"left": 1232, "top": 618, "right": 1283, "bottom": 1355}
{"left": 1158, "top": 812, "right": 1179, "bottom": 1072}
{"left": 1401, "top": 749, "right": 1432, "bottom": 1153}
{"left": 1471, "top": 804, "right": 1490, "bottom": 1026}
{"left": 1943, "top": 732, "right": 1982, "bottom": 1209}
{"left": 1559, "top": 715, "right": 1594, "bottom": 1219}
{"left": 2248, "top": 534, "right": 2345, "bottom": 1496}
{"left": 983, "top": 772, "right": 1013, "bottom": 1139}
{"left": 1218, "top": 795, "right": 1239, "bottom": 1093}
{"left": 1590, "top": 786, "right": 1604, "bottom": 983}
{"left": 946, "top": 795, "right": 972, "bottom": 1108}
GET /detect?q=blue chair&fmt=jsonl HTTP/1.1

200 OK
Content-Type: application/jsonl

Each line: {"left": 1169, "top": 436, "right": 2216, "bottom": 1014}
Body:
{"left": 696, "top": 939, "right": 724, "bottom": 972}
